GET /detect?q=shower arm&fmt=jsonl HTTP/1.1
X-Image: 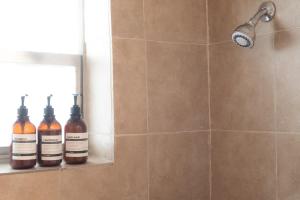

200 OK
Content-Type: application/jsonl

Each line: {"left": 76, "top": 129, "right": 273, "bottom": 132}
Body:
{"left": 248, "top": 8, "right": 268, "bottom": 27}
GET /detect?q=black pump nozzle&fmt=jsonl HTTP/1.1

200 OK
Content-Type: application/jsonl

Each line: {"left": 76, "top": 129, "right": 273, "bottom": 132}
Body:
{"left": 44, "top": 94, "right": 55, "bottom": 119}
{"left": 18, "top": 94, "right": 28, "bottom": 118}
{"left": 71, "top": 93, "right": 81, "bottom": 119}
{"left": 47, "top": 94, "right": 52, "bottom": 107}
{"left": 21, "top": 95, "right": 27, "bottom": 106}
{"left": 73, "top": 94, "right": 78, "bottom": 106}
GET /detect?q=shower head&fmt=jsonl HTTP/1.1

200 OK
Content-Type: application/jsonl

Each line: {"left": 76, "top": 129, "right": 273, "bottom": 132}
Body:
{"left": 232, "top": 1, "right": 276, "bottom": 48}
{"left": 232, "top": 23, "right": 255, "bottom": 48}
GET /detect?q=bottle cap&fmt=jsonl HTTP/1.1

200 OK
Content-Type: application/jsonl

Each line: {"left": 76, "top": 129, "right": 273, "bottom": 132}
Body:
{"left": 44, "top": 94, "right": 54, "bottom": 117}
{"left": 18, "top": 94, "right": 28, "bottom": 118}
{"left": 71, "top": 94, "right": 81, "bottom": 118}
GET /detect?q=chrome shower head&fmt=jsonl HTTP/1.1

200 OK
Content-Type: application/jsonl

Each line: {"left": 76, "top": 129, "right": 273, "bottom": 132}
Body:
{"left": 232, "top": 23, "right": 255, "bottom": 48}
{"left": 232, "top": 1, "right": 276, "bottom": 48}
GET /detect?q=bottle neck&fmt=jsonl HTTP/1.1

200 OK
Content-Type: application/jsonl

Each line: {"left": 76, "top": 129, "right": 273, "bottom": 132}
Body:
{"left": 17, "top": 115, "right": 29, "bottom": 122}
{"left": 70, "top": 115, "right": 81, "bottom": 121}
{"left": 44, "top": 115, "right": 55, "bottom": 123}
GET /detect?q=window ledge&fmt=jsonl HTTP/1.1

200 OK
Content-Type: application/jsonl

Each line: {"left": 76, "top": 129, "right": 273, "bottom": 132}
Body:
{"left": 0, "top": 156, "right": 113, "bottom": 176}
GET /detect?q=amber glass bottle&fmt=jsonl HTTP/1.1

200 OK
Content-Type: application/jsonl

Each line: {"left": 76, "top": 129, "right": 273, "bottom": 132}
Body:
{"left": 38, "top": 95, "right": 62, "bottom": 167}
{"left": 64, "top": 94, "right": 88, "bottom": 164}
{"left": 10, "top": 95, "right": 37, "bottom": 169}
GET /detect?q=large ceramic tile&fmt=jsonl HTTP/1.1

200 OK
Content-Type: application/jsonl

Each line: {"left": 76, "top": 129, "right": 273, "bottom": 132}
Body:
{"left": 113, "top": 39, "right": 148, "bottom": 133}
{"left": 61, "top": 166, "right": 113, "bottom": 200}
{"left": 147, "top": 42, "right": 209, "bottom": 132}
{"left": 61, "top": 135, "right": 148, "bottom": 200}
{"left": 210, "top": 35, "right": 275, "bottom": 131}
{"left": 211, "top": 131, "right": 276, "bottom": 200}
{"left": 277, "top": 134, "right": 300, "bottom": 200}
{"left": 145, "top": 0, "right": 207, "bottom": 44}
{"left": 274, "top": 30, "right": 300, "bottom": 131}
{"left": 112, "top": 135, "right": 148, "bottom": 200}
{"left": 208, "top": 0, "right": 276, "bottom": 43}
{"left": 0, "top": 175, "right": 11, "bottom": 200}
{"left": 111, "top": 0, "right": 144, "bottom": 38}
{"left": 149, "top": 132, "right": 209, "bottom": 200}
{"left": 0, "top": 171, "right": 60, "bottom": 200}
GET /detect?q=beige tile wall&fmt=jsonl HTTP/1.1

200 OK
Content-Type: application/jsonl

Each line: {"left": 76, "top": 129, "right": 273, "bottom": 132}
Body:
{"left": 209, "top": 0, "right": 300, "bottom": 200}
{"left": 0, "top": 0, "right": 210, "bottom": 200}
{"left": 112, "top": 0, "right": 209, "bottom": 199}
{"left": 212, "top": 131, "right": 276, "bottom": 200}
{"left": 4, "top": 0, "right": 299, "bottom": 199}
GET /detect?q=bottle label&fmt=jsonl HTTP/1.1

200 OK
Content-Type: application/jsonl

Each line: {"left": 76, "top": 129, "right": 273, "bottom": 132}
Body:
{"left": 41, "top": 135, "right": 62, "bottom": 161}
{"left": 12, "top": 134, "right": 36, "bottom": 160}
{"left": 65, "top": 132, "right": 88, "bottom": 157}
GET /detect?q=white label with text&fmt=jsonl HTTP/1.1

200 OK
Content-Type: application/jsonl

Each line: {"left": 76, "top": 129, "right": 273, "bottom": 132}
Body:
{"left": 12, "top": 134, "right": 36, "bottom": 160}
{"left": 41, "top": 135, "right": 62, "bottom": 161}
{"left": 65, "top": 132, "right": 88, "bottom": 157}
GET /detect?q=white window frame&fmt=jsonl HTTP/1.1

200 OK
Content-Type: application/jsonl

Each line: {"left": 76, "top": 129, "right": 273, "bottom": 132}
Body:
{"left": 0, "top": 0, "right": 86, "bottom": 160}
{"left": 0, "top": 0, "right": 115, "bottom": 165}
{"left": 0, "top": 50, "right": 84, "bottom": 159}
{"left": 0, "top": 50, "right": 83, "bottom": 94}
{"left": 0, "top": 147, "right": 9, "bottom": 161}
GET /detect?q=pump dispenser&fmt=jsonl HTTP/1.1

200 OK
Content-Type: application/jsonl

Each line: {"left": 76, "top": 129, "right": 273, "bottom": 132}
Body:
{"left": 64, "top": 94, "right": 88, "bottom": 164}
{"left": 37, "top": 95, "right": 62, "bottom": 167}
{"left": 10, "top": 95, "right": 37, "bottom": 169}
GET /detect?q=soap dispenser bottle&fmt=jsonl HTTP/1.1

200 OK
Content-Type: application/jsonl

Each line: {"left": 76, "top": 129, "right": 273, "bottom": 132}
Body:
{"left": 37, "top": 95, "right": 62, "bottom": 167}
{"left": 10, "top": 95, "right": 37, "bottom": 169}
{"left": 64, "top": 94, "right": 88, "bottom": 164}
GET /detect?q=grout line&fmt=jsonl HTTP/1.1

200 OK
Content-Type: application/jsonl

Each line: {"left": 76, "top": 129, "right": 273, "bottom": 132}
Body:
{"left": 141, "top": 1, "right": 150, "bottom": 199}
{"left": 205, "top": 0, "right": 210, "bottom": 45}
{"left": 142, "top": 0, "right": 146, "bottom": 40}
{"left": 112, "top": 36, "right": 145, "bottom": 41}
{"left": 112, "top": 36, "right": 207, "bottom": 46}
{"left": 146, "top": 39, "right": 207, "bottom": 46}
{"left": 143, "top": 31, "right": 149, "bottom": 133}
{"left": 272, "top": 31, "right": 279, "bottom": 200}
{"left": 275, "top": 131, "right": 300, "bottom": 135}
{"left": 116, "top": 129, "right": 300, "bottom": 136}
{"left": 115, "top": 130, "right": 210, "bottom": 137}
{"left": 275, "top": 133, "right": 279, "bottom": 200}
{"left": 205, "top": 0, "right": 212, "bottom": 199}
{"left": 144, "top": 46, "right": 149, "bottom": 134}
{"left": 58, "top": 168, "right": 63, "bottom": 200}
{"left": 208, "top": 40, "right": 235, "bottom": 46}
{"left": 213, "top": 130, "right": 300, "bottom": 134}
{"left": 146, "top": 135, "right": 150, "bottom": 200}
{"left": 144, "top": 8, "right": 150, "bottom": 200}
{"left": 211, "top": 129, "right": 274, "bottom": 134}
{"left": 275, "top": 130, "right": 279, "bottom": 200}
{"left": 208, "top": 130, "right": 212, "bottom": 200}
{"left": 205, "top": 0, "right": 211, "bottom": 134}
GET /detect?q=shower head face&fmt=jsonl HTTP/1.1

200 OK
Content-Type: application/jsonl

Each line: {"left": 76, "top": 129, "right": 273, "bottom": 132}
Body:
{"left": 232, "top": 23, "right": 256, "bottom": 48}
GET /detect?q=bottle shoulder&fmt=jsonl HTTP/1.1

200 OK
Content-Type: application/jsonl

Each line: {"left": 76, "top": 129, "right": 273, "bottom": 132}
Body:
{"left": 13, "top": 119, "right": 36, "bottom": 134}
{"left": 38, "top": 119, "right": 62, "bottom": 131}
{"left": 65, "top": 119, "right": 87, "bottom": 133}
